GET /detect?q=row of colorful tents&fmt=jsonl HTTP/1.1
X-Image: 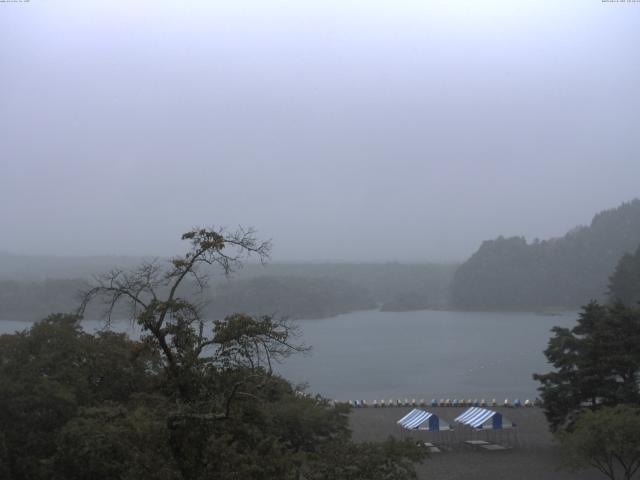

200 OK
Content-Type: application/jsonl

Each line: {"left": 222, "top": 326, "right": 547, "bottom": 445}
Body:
{"left": 345, "top": 398, "right": 535, "bottom": 408}
{"left": 397, "top": 407, "right": 517, "bottom": 432}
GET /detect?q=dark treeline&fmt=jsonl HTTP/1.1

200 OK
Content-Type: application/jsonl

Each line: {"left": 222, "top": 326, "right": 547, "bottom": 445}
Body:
{"left": 229, "top": 262, "right": 456, "bottom": 307}
{"left": 608, "top": 243, "right": 640, "bottom": 307}
{"left": 212, "top": 263, "right": 457, "bottom": 318}
{"left": 0, "top": 261, "right": 457, "bottom": 321}
{"left": 0, "top": 279, "right": 87, "bottom": 321}
{"left": 451, "top": 199, "right": 640, "bottom": 310}
{"left": 208, "top": 276, "right": 376, "bottom": 320}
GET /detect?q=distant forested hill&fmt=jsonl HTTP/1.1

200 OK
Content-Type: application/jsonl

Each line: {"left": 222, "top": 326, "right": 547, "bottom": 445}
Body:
{"left": 206, "top": 276, "right": 376, "bottom": 320}
{"left": 0, "top": 279, "right": 87, "bottom": 321}
{"left": 0, "top": 259, "right": 456, "bottom": 321}
{"left": 227, "top": 262, "right": 456, "bottom": 310}
{"left": 0, "top": 253, "right": 147, "bottom": 281}
{"left": 451, "top": 199, "right": 640, "bottom": 310}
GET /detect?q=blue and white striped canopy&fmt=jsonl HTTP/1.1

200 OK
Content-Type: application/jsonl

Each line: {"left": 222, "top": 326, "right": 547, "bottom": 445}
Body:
{"left": 454, "top": 407, "right": 515, "bottom": 429}
{"left": 397, "top": 409, "right": 451, "bottom": 431}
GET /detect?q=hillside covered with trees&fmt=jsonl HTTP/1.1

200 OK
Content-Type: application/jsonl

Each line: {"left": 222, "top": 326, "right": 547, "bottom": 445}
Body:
{"left": 451, "top": 199, "right": 640, "bottom": 310}
{"left": 608, "top": 243, "right": 640, "bottom": 307}
{"left": 0, "top": 260, "right": 456, "bottom": 322}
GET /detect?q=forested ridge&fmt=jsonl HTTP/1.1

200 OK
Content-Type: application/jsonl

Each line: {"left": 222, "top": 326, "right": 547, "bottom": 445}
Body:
{"left": 208, "top": 276, "right": 376, "bottom": 320}
{"left": 452, "top": 199, "right": 640, "bottom": 310}
{"left": 0, "top": 261, "right": 456, "bottom": 321}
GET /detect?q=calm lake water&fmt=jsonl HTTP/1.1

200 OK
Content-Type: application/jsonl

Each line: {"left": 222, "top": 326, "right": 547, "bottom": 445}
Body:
{"left": 275, "top": 309, "right": 578, "bottom": 402}
{"left": 0, "top": 309, "right": 578, "bottom": 402}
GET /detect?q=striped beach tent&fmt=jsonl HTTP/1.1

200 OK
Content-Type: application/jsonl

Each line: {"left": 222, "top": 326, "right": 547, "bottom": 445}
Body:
{"left": 454, "top": 407, "right": 515, "bottom": 429}
{"left": 397, "top": 409, "right": 452, "bottom": 431}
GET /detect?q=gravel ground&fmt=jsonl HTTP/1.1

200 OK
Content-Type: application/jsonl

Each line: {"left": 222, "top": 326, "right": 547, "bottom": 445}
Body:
{"left": 349, "top": 406, "right": 605, "bottom": 480}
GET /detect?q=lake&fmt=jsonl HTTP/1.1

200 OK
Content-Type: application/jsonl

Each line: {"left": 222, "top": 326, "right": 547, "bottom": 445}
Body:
{"left": 0, "top": 309, "right": 578, "bottom": 402}
{"left": 275, "top": 309, "right": 578, "bottom": 402}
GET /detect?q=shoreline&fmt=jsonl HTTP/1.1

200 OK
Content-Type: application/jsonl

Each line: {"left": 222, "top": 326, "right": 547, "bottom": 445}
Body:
{"left": 0, "top": 306, "right": 580, "bottom": 324}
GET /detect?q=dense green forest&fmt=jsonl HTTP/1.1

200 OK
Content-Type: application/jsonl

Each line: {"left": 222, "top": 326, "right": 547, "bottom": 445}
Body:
{"left": 608, "top": 243, "right": 640, "bottom": 307}
{"left": 451, "top": 199, "right": 640, "bottom": 310}
{"left": 0, "top": 228, "right": 426, "bottom": 479}
{"left": 0, "top": 313, "right": 425, "bottom": 480}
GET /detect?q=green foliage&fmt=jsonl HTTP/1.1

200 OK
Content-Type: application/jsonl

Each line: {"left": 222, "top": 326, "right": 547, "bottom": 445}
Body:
{"left": 53, "top": 403, "right": 180, "bottom": 480}
{"left": 0, "top": 229, "right": 427, "bottom": 479}
{"left": 609, "top": 244, "right": 640, "bottom": 307}
{"left": 452, "top": 199, "right": 640, "bottom": 309}
{"left": 0, "top": 313, "right": 425, "bottom": 479}
{"left": 533, "top": 302, "right": 640, "bottom": 431}
{"left": 559, "top": 405, "right": 640, "bottom": 480}
{"left": 0, "top": 313, "right": 159, "bottom": 480}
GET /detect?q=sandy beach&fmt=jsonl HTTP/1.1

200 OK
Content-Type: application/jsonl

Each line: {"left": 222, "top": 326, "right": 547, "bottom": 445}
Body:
{"left": 349, "top": 406, "right": 604, "bottom": 479}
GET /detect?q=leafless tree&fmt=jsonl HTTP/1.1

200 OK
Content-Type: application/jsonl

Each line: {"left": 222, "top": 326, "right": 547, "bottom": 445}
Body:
{"left": 77, "top": 226, "right": 308, "bottom": 402}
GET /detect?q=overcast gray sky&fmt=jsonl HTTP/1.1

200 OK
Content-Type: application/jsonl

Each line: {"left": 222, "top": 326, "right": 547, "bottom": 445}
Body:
{"left": 1, "top": 0, "right": 639, "bottom": 262}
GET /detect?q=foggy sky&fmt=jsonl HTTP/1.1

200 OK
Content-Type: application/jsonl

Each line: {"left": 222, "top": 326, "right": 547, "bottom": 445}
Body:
{"left": 1, "top": 1, "right": 639, "bottom": 262}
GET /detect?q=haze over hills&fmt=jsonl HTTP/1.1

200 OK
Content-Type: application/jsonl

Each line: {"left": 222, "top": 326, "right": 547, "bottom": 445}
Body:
{"left": 1, "top": 199, "right": 639, "bottom": 320}
{"left": 0, "top": 253, "right": 150, "bottom": 282}
{"left": 0, "top": 257, "right": 456, "bottom": 322}
{"left": 451, "top": 199, "right": 640, "bottom": 310}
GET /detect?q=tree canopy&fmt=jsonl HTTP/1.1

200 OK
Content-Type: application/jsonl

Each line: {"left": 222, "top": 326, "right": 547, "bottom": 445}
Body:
{"left": 609, "top": 244, "right": 640, "bottom": 307}
{"left": 559, "top": 405, "right": 640, "bottom": 480}
{"left": 533, "top": 302, "right": 640, "bottom": 431}
{"left": 0, "top": 227, "right": 426, "bottom": 479}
